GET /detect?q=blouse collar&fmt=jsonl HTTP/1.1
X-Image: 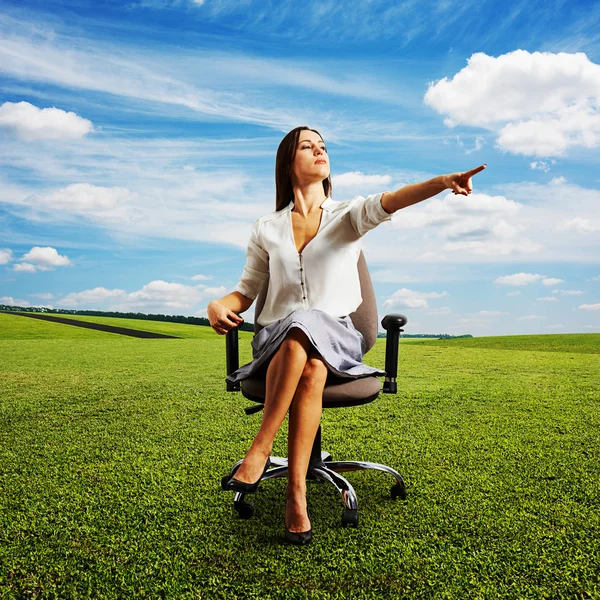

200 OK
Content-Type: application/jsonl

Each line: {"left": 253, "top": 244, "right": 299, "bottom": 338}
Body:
{"left": 288, "top": 196, "right": 334, "bottom": 212}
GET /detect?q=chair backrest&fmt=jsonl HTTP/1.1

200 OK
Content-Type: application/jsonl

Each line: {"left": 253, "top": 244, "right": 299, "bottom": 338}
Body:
{"left": 253, "top": 250, "right": 379, "bottom": 353}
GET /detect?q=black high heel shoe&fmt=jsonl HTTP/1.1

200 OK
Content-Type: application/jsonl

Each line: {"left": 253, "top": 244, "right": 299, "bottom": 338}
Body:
{"left": 284, "top": 525, "right": 313, "bottom": 545}
{"left": 221, "top": 457, "right": 272, "bottom": 494}
{"left": 284, "top": 498, "right": 313, "bottom": 545}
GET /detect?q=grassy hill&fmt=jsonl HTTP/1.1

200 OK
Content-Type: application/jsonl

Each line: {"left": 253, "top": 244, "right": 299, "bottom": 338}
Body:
{"left": 1, "top": 312, "right": 598, "bottom": 598}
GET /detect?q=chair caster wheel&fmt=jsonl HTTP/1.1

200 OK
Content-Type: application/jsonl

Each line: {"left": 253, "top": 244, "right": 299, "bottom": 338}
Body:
{"left": 341, "top": 509, "right": 358, "bottom": 528}
{"left": 234, "top": 500, "right": 254, "bottom": 519}
{"left": 391, "top": 483, "right": 406, "bottom": 500}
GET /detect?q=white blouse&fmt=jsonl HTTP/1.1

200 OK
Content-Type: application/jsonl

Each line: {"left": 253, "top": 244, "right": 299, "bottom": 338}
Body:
{"left": 235, "top": 192, "right": 393, "bottom": 327}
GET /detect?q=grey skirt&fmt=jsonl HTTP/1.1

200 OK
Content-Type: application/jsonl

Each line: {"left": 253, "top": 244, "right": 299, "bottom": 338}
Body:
{"left": 225, "top": 308, "right": 386, "bottom": 385}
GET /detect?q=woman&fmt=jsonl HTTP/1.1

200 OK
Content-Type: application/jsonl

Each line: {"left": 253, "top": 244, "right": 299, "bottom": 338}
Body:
{"left": 208, "top": 125, "right": 486, "bottom": 545}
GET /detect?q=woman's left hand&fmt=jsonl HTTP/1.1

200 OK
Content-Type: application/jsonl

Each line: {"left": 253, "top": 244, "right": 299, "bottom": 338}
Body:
{"left": 444, "top": 164, "right": 487, "bottom": 196}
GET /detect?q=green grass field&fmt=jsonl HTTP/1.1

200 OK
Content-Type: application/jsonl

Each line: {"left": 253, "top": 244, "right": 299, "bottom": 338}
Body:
{"left": 1, "top": 311, "right": 599, "bottom": 599}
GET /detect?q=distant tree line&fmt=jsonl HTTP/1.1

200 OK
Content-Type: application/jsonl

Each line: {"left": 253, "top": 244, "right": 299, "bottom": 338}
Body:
{"left": 0, "top": 304, "right": 259, "bottom": 332}
{"left": 380, "top": 333, "right": 473, "bottom": 339}
{"left": 0, "top": 304, "right": 471, "bottom": 338}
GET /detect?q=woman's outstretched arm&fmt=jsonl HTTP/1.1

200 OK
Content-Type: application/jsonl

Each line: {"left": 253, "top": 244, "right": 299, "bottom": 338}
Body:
{"left": 381, "top": 164, "right": 487, "bottom": 214}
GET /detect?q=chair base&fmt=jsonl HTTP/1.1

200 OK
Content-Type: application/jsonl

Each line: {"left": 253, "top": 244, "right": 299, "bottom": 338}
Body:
{"left": 227, "top": 450, "right": 407, "bottom": 527}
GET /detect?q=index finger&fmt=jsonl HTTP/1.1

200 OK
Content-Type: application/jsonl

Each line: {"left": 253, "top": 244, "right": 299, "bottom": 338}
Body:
{"left": 466, "top": 164, "right": 487, "bottom": 177}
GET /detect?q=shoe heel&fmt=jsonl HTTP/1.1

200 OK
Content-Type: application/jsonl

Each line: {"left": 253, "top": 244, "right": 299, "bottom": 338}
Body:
{"left": 221, "top": 457, "right": 271, "bottom": 494}
{"left": 284, "top": 526, "right": 313, "bottom": 545}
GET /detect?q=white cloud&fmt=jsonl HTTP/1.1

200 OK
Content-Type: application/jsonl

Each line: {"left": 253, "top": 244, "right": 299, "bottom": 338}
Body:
{"left": 57, "top": 280, "right": 227, "bottom": 311}
{"left": 536, "top": 296, "right": 558, "bottom": 301}
{"left": 493, "top": 273, "right": 564, "bottom": 286}
{"left": 553, "top": 289, "right": 584, "bottom": 295}
{"left": 191, "top": 274, "right": 214, "bottom": 281}
{"left": 14, "top": 246, "right": 73, "bottom": 273}
{"left": 30, "top": 183, "right": 144, "bottom": 225}
{"left": 392, "top": 191, "right": 541, "bottom": 257}
{"left": 0, "top": 101, "right": 93, "bottom": 141}
{"left": 550, "top": 176, "right": 566, "bottom": 185}
{"left": 12, "top": 263, "right": 37, "bottom": 273}
{"left": 428, "top": 192, "right": 522, "bottom": 219}
{"left": 506, "top": 291, "right": 521, "bottom": 296}
{"left": 0, "top": 295, "right": 31, "bottom": 306}
{"left": 530, "top": 161, "right": 551, "bottom": 172}
{"left": 578, "top": 303, "right": 600, "bottom": 310}
{"left": 517, "top": 315, "right": 547, "bottom": 320}
{"left": 200, "top": 286, "right": 228, "bottom": 296}
{"left": 58, "top": 287, "right": 127, "bottom": 307}
{"left": 424, "top": 50, "right": 600, "bottom": 157}
{"left": 331, "top": 172, "right": 393, "bottom": 188}
{"left": 382, "top": 287, "right": 449, "bottom": 310}
{"left": 0, "top": 248, "right": 13, "bottom": 264}
{"left": 29, "top": 292, "right": 55, "bottom": 299}
{"left": 495, "top": 273, "right": 546, "bottom": 285}
{"left": 557, "top": 216, "right": 599, "bottom": 234}
{"left": 464, "top": 135, "right": 485, "bottom": 155}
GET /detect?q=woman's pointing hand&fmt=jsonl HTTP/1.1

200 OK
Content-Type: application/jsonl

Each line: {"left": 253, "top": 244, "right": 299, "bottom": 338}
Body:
{"left": 444, "top": 164, "right": 487, "bottom": 196}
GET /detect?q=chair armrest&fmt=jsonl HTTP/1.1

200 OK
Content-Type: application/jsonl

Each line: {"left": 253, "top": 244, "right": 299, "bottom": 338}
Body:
{"left": 225, "top": 316, "right": 243, "bottom": 392}
{"left": 381, "top": 314, "right": 408, "bottom": 394}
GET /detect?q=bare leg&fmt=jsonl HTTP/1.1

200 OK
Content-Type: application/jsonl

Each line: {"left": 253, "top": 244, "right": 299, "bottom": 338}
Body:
{"left": 286, "top": 351, "right": 328, "bottom": 533}
{"left": 232, "top": 327, "right": 314, "bottom": 483}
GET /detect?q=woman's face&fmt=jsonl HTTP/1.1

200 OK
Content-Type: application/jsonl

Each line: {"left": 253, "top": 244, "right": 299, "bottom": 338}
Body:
{"left": 290, "top": 130, "right": 329, "bottom": 186}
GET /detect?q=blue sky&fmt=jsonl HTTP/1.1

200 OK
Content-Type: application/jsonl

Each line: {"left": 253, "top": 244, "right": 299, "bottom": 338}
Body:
{"left": 1, "top": 0, "right": 599, "bottom": 336}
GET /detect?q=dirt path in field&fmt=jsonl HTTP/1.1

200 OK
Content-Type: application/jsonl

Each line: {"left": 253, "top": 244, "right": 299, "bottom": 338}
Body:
{"left": 4, "top": 312, "right": 181, "bottom": 338}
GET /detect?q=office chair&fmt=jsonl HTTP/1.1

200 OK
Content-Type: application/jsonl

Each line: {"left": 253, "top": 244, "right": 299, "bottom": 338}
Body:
{"left": 222, "top": 250, "right": 408, "bottom": 528}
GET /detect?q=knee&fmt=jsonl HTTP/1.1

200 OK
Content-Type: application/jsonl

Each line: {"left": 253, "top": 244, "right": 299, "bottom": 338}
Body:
{"left": 280, "top": 327, "right": 312, "bottom": 353}
{"left": 300, "top": 353, "right": 329, "bottom": 384}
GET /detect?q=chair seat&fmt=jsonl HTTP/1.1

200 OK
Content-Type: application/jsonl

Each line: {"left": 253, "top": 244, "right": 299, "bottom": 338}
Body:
{"left": 240, "top": 372, "right": 382, "bottom": 408}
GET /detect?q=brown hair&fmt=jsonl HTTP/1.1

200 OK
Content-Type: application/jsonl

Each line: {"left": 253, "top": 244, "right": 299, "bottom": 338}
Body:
{"left": 275, "top": 126, "right": 332, "bottom": 211}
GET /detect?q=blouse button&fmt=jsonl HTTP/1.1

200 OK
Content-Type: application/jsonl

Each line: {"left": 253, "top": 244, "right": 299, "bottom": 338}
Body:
{"left": 303, "top": 296, "right": 306, "bottom": 300}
